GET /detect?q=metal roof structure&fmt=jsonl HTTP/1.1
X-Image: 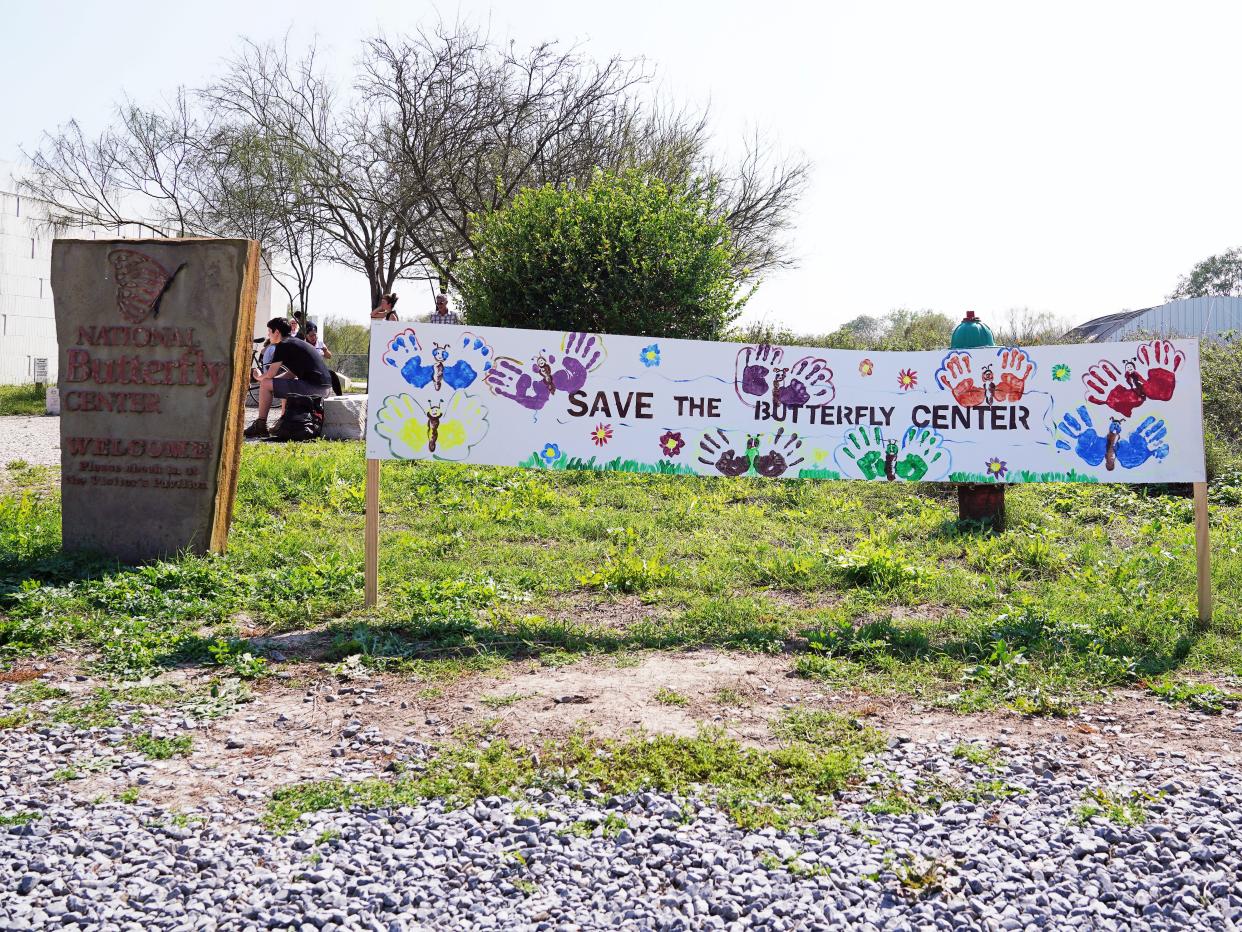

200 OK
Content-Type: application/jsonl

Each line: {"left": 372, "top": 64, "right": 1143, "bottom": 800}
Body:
{"left": 1065, "top": 297, "right": 1242, "bottom": 343}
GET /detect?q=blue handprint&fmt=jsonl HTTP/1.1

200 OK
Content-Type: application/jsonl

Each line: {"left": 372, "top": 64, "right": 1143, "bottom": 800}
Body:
{"left": 1114, "top": 416, "right": 1169, "bottom": 469}
{"left": 1055, "top": 406, "right": 1108, "bottom": 467}
{"left": 383, "top": 328, "right": 493, "bottom": 392}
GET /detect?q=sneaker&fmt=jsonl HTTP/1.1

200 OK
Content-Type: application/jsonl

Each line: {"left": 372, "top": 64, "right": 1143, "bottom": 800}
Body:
{"left": 243, "top": 419, "right": 268, "bottom": 439}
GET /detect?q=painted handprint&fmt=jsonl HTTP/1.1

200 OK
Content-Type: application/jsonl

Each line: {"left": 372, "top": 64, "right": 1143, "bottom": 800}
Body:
{"left": 936, "top": 352, "right": 986, "bottom": 407}
{"left": 895, "top": 427, "right": 951, "bottom": 481}
{"left": 735, "top": 344, "right": 784, "bottom": 402}
{"left": 1132, "top": 340, "right": 1185, "bottom": 402}
{"left": 833, "top": 426, "right": 889, "bottom": 480}
{"left": 735, "top": 345, "right": 836, "bottom": 408}
{"left": 754, "top": 427, "right": 805, "bottom": 477}
{"left": 1083, "top": 361, "right": 1144, "bottom": 418}
{"left": 697, "top": 429, "right": 752, "bottom": 477}
{"left": 1114, "top": 416, "right": 1170, "bottom": 469}
{"left": 485, "top": 332, "right": 605, "bottom": 411}
{"left": 1055, "top": 406, "right": 1109, "bottom": 467}
{"left": 383, "top": 329, "right": 493, "bottom": 391}
{"left": 373, "top": 392, "right": 489, "bottom": 461}
{"left": 993, "top": 347, "right": 1035, "bottom": 403}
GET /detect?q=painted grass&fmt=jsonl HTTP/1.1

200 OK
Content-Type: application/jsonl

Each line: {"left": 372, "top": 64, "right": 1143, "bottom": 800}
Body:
{"left": 949, "top": 470, "right": 1100, "bottom": 484}
{"left": 1, "top": 444, "right": 1240, "bottom": 714}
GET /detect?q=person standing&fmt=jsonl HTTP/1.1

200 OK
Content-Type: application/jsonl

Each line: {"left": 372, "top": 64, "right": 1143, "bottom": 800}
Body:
{"left": 428, "top": 293, "right": 461, "bottom": 325}
{"left": 244, "top": 317, "right": 335, "bottom": 439}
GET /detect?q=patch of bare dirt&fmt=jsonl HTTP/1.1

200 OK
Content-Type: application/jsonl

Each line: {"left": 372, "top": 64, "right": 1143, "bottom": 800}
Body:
{"left": 53, "top": 650, "right": 1242, "bottom": 811}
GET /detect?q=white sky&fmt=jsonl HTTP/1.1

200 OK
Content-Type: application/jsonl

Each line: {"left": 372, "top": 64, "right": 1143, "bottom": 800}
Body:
{"left": 3, "top": 0, "right": 1240, "bottom": 333}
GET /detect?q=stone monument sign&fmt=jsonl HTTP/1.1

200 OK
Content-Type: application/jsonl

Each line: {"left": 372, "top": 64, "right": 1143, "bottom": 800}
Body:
{"left": 51, "top": 239, "right": 260, "bottom": 561}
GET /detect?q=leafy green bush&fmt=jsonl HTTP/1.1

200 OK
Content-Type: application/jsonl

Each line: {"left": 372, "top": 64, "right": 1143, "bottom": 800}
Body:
{"left": 459, "top": 170, "right": 749, "bottom": 339}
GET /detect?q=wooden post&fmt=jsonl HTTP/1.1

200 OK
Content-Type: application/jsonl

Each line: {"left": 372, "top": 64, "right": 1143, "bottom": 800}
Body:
{"left": 1193, "top": 481, "right": 1211, "bottom": 628}
{"left": 365, "top": 458, "right": 380, "bottom": 608}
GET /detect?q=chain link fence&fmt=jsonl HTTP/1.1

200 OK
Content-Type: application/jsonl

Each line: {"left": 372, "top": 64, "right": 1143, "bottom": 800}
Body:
{"left": 332, "top": 354, "right": 369, "bottom": 381}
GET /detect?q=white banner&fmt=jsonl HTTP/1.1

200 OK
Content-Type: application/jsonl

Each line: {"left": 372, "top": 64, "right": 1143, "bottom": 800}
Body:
{"left": 364, "top": 323, "right": 1205, "bottom": 484}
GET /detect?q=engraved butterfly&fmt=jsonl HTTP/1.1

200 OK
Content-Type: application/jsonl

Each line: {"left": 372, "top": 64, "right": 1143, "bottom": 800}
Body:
{"left": 108, "top": 249, "right": 186, "bottom": 323}
{"left": 373, "top": 392, "right": 489, "bottom": 461}
{"left": 382, "top": 328, "right": 493, "bottom": 392}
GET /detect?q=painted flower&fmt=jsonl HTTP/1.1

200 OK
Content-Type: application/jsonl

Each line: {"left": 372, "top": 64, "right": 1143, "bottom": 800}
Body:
{"left": 1051, "top": 363, "right": 1071, "bottom": 382}
{"left": 539, "top": 443, "right": 562, "bottom": 465}
{"left": 985, "top": 457, "right": 1008, "bottom": 479}
{"left": 897, "top": 368, "right": 918, "bottom": 391}
{"left": 658, "top": 430, "right": 686, "bottom": 457}
{"left": 591, "top": 423, "right": 613, "bottom": 447}
{"left": 859, "top": 358, "right": 874, "bottom": 376}
{"left": 640, "top": 344, "right": 662, "bottom": 367}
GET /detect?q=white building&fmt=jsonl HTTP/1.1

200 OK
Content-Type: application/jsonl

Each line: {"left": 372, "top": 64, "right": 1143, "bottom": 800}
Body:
{"left": 0, "top": 161, "right": 57, "bottom": 384}
{"left": 1, "top": 160, "right": 269, "bottom": 385}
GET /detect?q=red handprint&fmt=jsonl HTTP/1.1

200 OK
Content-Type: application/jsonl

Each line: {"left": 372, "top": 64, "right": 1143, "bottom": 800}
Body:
{"left": 994, "top": 347, "right": 1034, "bottom": 403}
{"left": 1083, "top": 361, "right": 1144, "bottom": 418}
{"left": 936, "top": 352, "right": 985, "bottom": 407}
{"left": 1133, "top": 340, "right": 1184, "bottom": 402}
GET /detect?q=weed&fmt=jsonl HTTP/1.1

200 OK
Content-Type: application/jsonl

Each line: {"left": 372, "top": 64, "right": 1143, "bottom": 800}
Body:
{"left": 1076, "top": 787, "right": 1156, "bottom": 826}
{"left": 0, "top": 810, "right": 40, "bottom": 826}
{"left": 653, "top": 687, "right": 689, "bottom": 707}
{"left": 577, "top": 528, "right": 674, "bottom": 593}
{"left": 951, "top": 743, "right": 1004, "bottom": 770}
{"left": 479, "top": 693, "right": 533, "bottom": 710}
{"left": 894, "top": 854, "right": 952, "bottom": 898}
{"left": 52, "top": 767, "right": 79, "bottom": 782}
{"left": 126, "top": 734, "right": 193, "bottom": 760}
{"left": 512, "top": 878, "right": 538, "bottom": 895}
{"left": 207, "top": 639, "right": 269, "bottom": 679}
{"left": 9, "top": 680, "right": 69, "bottom": 704}
{"left": 712, "top": 687, "right": 748, "bottom": 706}
{"left": 118, "top": 786, "right": 141, "bottom": 804}
{"left": 316, "top": 828, "right": 341, "bottom": 845}
{"left": 1145, "top": 676, "right": 1242, "bottom": 714}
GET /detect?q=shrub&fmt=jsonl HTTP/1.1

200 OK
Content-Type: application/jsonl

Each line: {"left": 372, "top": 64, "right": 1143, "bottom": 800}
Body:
{"left": 459, "top": 170, "right": 749, "bottom": 340}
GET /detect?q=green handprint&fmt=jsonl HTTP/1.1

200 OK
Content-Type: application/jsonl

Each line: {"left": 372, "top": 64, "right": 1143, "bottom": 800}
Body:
{"left": 895, "top": 453, "right": 929, "bottom": 481}
{"left": 893, "top": 427, "right": 946, "bottom": 482}
{"left": 835, "top": 426, "right": 890, "bottom": 481}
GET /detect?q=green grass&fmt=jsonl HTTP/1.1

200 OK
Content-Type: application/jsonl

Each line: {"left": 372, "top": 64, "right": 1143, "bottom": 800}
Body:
{"left": 126, "top": 733, "right": 193, "bottom": 760}
{"left": 267, "top": 714, "right": 883, "bottom": 832}
{"left": 0, "top": 384, "right": 46, "bottom": 416}
{"left": 1076, "top": 786, "right": 1156, "bottom": 826}
{"left": 1, "top": 442, "right": 1240, "bottom": 716}
{"left": 653, "top": 687, "right": 689, "bottom": 707}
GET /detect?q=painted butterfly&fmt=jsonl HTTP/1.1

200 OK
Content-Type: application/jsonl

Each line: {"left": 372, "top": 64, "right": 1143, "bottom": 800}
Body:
{"left": 373, "top": 392, "right": 490, "bottom": 461}
{"left": 108, "top": 249, "right": 185, "bottom": 323}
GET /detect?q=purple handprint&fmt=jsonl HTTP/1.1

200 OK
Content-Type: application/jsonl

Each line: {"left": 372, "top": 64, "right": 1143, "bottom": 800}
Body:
{"left": 551, "top": 332, "right": 603, "bottom": 393}
{"left": 486, "top": 358, "right": 551, "bottom": 411}
{"left": 735, "top": 344, "right": 785, "bottom": 403}
{"left": 485, "top": 331, "right": 604, "bottom": 412}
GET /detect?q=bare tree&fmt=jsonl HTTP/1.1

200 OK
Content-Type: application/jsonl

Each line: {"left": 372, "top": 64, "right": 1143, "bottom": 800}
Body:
{"left": 362, "top": 25, "right": 808, "bottom": 290}
{"left": 20, "top": 89, "right": 321, "bottom": 317}
{"left": 204, "top": 39, "right": 436, "bottom": 309}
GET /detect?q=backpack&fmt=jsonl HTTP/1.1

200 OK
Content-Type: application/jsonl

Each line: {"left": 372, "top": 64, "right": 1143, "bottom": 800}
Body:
{"left": 271, "top": 393, "right": 325, "bottom": 442}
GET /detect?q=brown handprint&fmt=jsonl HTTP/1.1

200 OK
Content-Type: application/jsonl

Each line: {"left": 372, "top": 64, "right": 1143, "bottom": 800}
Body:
{"left": 994, "top": 347, "right": 1034, "bottom": 403}
{"left": 754, "top": 427, "right": 805, "bottom": 478}
{"left": 698, "top": 429, "right": 751, "bottom": 477}
{"left": 1083, "top": 361, "right": 1144, "bottom": 418}
{"left": 936, "top": 351, "right": 986, "bottom": 407}
{"left": 1133, "top": 339, "right": 1184, "bottom": 402}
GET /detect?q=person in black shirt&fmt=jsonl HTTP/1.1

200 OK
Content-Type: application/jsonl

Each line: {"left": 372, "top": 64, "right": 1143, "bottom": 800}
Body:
{"left": 244, "top": 317, "right": 334, "bottom": 439}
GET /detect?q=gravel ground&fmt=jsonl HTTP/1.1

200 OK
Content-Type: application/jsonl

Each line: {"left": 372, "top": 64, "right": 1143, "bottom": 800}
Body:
{"left": 3, "top": 682, "right": 1241, "bottom": 931}
{"left": 1, "top": 416, "right": 60, "bottom": 467}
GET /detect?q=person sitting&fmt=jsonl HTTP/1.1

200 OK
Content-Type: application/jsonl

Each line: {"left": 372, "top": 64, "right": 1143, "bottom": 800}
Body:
{"left": 304, "top": 322, "right": 332, "bottom": 359}
{"left": 428, "top": 293, "right": 461, "bottom": 325}
{"left": 370, "top": 293, "right": 399, "bottom": 321}
{"left": 244, "top": 317, "right": 335, "bottom": 439}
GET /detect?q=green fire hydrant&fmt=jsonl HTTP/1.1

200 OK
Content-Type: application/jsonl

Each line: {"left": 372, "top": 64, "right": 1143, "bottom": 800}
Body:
{"left": 951, "top": 311, "right": 1005, "bottom": 531}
